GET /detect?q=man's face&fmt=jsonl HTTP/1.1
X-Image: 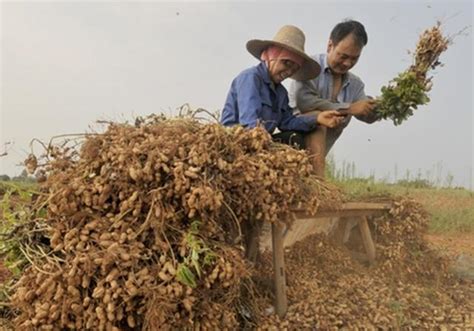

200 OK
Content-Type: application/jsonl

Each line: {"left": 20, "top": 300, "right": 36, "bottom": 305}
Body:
{"left": 327, "top": 34, "right": 363, "bottom": 75}
{"left": 267, "top": 59, "right": 300, "bottom": 84}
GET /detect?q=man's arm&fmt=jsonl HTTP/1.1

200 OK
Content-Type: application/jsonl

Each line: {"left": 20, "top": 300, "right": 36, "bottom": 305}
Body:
{"left": 279, "top": 99, "right": 345, "bottom": 132}
{"left": 292, "top": 80, "right": 350, "bottom": 112}
{"left": 292, "top": 77, "right": 379, "bottom": 124}
{"left": 279, "top": 93, "right": 318, "bottom": 131}
{"left": 296, "top": 79, "right": 379, "bottom": 123}
{"left": 351, "top": 83, "right": 379, "bottom": 124}
{"left": 235, "top": 74, "right": 265, "bottom": 129}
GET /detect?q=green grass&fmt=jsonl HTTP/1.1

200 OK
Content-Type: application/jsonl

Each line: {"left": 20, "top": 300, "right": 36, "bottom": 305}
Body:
{"left": 0, "top": 180, "right": 38, "bottom": 195}
{"left": 334, "top": 178, "right": 474, "bottom": 234}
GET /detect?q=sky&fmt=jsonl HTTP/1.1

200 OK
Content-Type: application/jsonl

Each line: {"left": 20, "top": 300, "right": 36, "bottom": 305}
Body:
{"left": 1, "top": 1, "right": 473, "bottom": 189}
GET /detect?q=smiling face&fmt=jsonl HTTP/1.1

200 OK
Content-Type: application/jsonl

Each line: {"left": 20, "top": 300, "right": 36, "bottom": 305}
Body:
{"left": 267, "top": 59, "right": 300, "bottom": 84}
{"left": 327, "top": 33, "right": 363, "bottom": 75}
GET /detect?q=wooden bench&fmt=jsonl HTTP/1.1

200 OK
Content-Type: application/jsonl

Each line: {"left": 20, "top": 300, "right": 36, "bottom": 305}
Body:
{"left": 271, "top": 202, "right": 392, "bottom": 317}
{"left": 252, "top": 128, "right": 393, "bottom": 317}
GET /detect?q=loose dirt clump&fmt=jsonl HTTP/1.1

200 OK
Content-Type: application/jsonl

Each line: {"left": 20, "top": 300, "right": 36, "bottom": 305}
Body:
{"left": 8, "top": 117, "right": 341, "bottom": 330}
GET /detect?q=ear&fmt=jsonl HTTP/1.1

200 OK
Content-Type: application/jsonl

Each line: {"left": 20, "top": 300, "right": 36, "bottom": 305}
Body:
{"left": 327, "top": 39, "right": 333, "bottom": 53}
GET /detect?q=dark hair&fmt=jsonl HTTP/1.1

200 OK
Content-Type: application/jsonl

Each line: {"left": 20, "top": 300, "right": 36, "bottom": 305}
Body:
{"left": 330, "top": 20, "right": 368, "bottom": 47}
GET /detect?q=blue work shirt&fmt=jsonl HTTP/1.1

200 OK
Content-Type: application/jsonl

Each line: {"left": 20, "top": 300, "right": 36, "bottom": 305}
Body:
{"left": 221, "top": 62, "right": 318, "bottom": 134}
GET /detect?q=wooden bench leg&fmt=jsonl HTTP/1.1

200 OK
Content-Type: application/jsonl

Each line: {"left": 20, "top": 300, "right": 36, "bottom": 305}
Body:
{"left": 358, "top": 216, "right": 376, "bottom": 263}
{"left": 305, "top": 126, "right": 327, "bottom": 177}
{"left": 245, "top": 222, "right": 261, "bottom": 263}
{"left": 272, "top": 222, "right": 288, "bottom": 318}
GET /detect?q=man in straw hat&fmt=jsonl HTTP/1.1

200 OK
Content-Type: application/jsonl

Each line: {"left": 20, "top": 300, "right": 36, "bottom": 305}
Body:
{"left": 289, "top": 20, "right": 379, "bottom": 156}
{"left": 221, "top": 25, "right": 345, "bottom": 169}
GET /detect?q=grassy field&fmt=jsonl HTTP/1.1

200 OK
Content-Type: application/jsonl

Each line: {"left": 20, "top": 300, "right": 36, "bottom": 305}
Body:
{"left": 335, "top": 178, "right": 474, "bottom": 234}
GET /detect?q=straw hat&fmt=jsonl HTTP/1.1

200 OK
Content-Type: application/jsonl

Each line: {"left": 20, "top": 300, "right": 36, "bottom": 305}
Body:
{"left": 246, "top": 25, "right": 320, "bottom": 81}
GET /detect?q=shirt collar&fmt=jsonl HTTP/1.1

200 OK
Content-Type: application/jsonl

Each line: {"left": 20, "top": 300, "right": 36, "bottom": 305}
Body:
{"left": 256, "top": 61, "right": 283, "bottom": 92}
{"left": 320, "top": 54, "right": 350, "bottom": 87}
{"left": 256, "top": 61, "right": 272, "bottom": 85}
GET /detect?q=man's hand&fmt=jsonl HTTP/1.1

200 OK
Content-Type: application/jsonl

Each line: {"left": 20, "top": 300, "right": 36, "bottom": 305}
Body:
{"left": 316, "top": 110, "right": 345, "bottom": 128}
{"left": 348, "top": 99, "right": 378, "bottom": 117}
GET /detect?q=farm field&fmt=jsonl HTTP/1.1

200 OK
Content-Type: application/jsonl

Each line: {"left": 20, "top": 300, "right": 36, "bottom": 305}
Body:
{"left": 337, "top": 179, "right": 474, "bottom": 234}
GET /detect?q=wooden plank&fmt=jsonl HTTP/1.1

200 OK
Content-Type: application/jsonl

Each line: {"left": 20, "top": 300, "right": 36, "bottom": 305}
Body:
{"left": 296, "top": 209, "right": 385, "bottom": 219}
{"left": 272, "top": 222, "right": 288, "bottom": 318}
{"left": 358, "top": 216, "right": 376, "bottom": 263}
{"left": 292, "top": 202, "right": 392, "bottom": 219}
{"left": 245, "top": 223, "right": 261, "bottom": 263}
{"left": 305, "top": 125, "right": 326, "bottom": 177}
{"left": 339, "top": 202, "right": 392, "bottom": 210}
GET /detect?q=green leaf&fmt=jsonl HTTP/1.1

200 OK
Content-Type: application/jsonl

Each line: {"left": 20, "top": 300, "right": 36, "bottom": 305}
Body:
{"left": 176, "top": 264, "right": 197, "bottom": 288}
{"left": 190, "top": 249, "right": 202, "bottom": 278}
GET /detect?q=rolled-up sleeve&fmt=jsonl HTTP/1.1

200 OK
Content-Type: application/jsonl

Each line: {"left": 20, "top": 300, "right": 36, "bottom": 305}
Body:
{"left": 293, "top": 80, "right": 349, "bottom": 112}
